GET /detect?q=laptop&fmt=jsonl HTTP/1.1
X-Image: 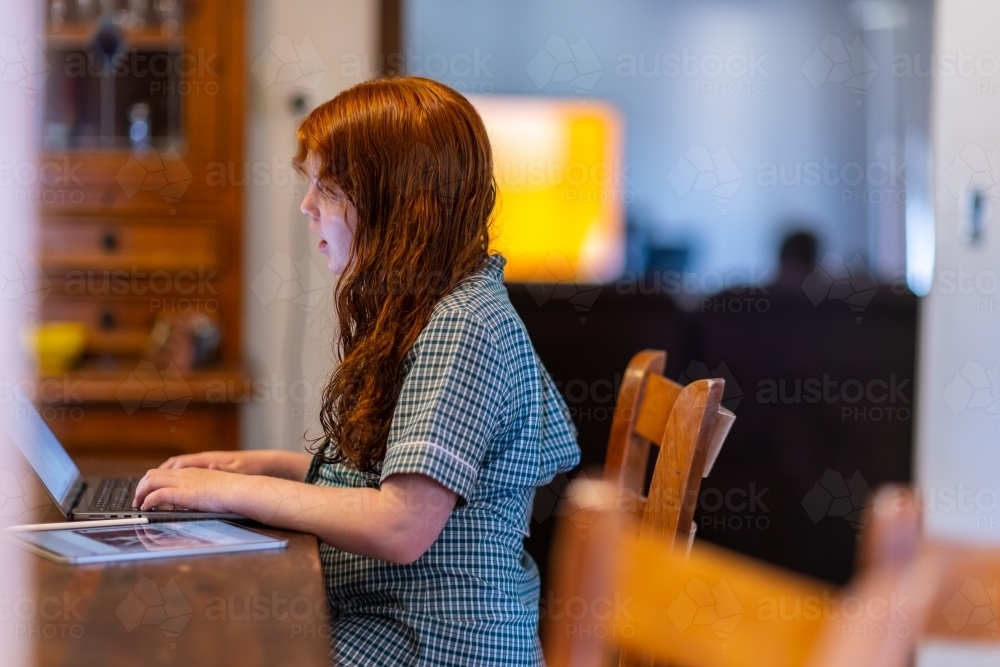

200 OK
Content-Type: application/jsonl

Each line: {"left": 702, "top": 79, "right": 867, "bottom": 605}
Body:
{"left": 5, "top": 400, "right": 244, "bottom": 522}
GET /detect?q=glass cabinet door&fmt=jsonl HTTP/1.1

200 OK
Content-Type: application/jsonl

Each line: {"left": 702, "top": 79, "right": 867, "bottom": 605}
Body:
{"left": 43, "top": 0, "right": 187, "bottom": 151}
{"left": 38, "top": 0, "right": 237, "bottom": 209}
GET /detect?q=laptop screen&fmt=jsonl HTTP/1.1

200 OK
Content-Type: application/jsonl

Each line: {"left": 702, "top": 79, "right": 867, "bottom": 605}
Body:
{"left": 3, "top": 398, "right": 81, "bottom": 509}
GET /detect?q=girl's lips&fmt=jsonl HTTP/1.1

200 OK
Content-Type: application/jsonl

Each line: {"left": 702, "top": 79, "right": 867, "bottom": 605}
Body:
{"left": 318, "top": 240, "right": 328, "bottom": 252}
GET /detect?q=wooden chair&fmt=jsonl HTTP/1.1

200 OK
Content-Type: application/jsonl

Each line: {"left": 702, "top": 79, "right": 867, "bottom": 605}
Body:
{"left": 603, "top": 350, "right": 735, "bottom": 551}
{"left": 602, "top": 350, "right": 736, "bottom": 666}
{"left": 543, "top": 477, "right": 827, "bottom": 667}
{"left": 543, "top": 479, "right": 1000, "bottom": 667}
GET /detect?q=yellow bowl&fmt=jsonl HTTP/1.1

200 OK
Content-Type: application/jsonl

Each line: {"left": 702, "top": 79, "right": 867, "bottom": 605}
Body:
{"left": 25, "top": 322, "right": 88, "bottom": 375}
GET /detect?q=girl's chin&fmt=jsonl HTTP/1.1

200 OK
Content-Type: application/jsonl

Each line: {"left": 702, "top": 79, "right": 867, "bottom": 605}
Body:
{"left": 325, "top": 256, "right": 345, "bottom": 274}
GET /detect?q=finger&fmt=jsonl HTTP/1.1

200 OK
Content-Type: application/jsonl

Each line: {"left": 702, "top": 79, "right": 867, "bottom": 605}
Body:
{"left": 142, "top": 484, "right": 214, "bottom": 512}
{"left": 133, "top": 476, "right": 152, "bottom": 507}
{"left": 139, "top": 479, "right": 199, "bottom": 511}
{"left": 166, "top": 453, "right": 229, "bottom": 470}
{"left": 133, "top": 470, "right": 154, "bottom": 505}
{"left": 160, "top": 455, "right": 200, "bottom": 469}
{"left": 133, "top": 469, "right": 175, "bottom": 506}
{"left": 140, "top": 487, "right": 177, "bottom": 511}
{"left": 164, "top": 454, "right": 210, "bottom": 470}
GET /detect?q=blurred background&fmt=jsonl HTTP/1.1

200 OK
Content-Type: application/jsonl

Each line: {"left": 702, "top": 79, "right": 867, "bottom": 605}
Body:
{"left": 5, "top": 3, "right": 998, "bottom": 660}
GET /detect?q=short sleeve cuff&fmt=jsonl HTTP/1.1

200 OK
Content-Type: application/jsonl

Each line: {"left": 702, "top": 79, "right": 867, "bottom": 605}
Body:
{"left": 380, "top": 440, "right": 479, "bottom": 501}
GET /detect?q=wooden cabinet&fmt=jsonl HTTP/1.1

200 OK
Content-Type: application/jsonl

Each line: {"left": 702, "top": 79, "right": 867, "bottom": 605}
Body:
{"left": 37, "top": 0, "right": 245, "bottom": 458}
{"left": 40, "top": 217, "right": 223, "bottom": 270}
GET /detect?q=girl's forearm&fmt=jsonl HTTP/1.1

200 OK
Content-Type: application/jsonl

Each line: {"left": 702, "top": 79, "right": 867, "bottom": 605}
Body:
{"left": 228, "top": 475, "right": 418, "bottom": 563}
{"left": 262, "top": 451, "right": 314, "bottom": 480}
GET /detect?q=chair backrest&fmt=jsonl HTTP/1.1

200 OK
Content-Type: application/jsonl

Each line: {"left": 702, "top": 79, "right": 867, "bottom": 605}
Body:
{"left": 603, "top": 349, "right": 676, "bottom": 516}
{"left": 544, "top": 479, "right": 1000, "bottom": 667}
{"left": 603, "top": 349, "right": 735, "bottom": 550}
{"left": 605, "top": 351, "right": 735, "bottom": 667}
{"left": 542, "top": 478, "right": 829, "bottom": 667}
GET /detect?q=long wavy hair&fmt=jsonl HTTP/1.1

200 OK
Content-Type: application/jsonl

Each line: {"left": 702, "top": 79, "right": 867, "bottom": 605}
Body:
{"left": 293, "top": 77, "right": 497, "bottom": 473}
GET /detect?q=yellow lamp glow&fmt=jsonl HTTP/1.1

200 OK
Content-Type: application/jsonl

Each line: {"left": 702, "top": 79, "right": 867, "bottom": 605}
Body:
{"left": 470, "top": 96, "right": 626, "bottom": 283}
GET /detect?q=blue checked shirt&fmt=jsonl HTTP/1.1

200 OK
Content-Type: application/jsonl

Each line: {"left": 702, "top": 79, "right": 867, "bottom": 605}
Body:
{"left": 305, "top": 254, "right": 580, "bottom": 666}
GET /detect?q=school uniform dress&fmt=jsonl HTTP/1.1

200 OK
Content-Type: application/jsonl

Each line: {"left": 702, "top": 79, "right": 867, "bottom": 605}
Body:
{"left": 305, "top": 254, "right": 580, "bottom": 666}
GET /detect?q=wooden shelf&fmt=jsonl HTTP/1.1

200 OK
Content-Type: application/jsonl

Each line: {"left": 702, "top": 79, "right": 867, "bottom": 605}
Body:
{"left": 40, "top": 360, "right": 249, "bottom": 404}
{"left": 45, "top": 24, "right": 185, "bottom": 50}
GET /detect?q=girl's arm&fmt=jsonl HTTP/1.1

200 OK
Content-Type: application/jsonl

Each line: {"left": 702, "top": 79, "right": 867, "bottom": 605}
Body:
{"left": 133, "top": 468, "right": 457, "bottom": 564}
{"left": 159, "top": 450, "right": 314, "bottom": 480}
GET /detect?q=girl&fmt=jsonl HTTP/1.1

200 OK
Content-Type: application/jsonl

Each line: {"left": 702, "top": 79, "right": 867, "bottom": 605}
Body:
{"left": 133, "top": 76, "right": 580, "bottom": 666}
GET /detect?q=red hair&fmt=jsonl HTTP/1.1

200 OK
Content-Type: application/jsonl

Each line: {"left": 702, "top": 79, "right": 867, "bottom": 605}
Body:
{"left": 293, "top": 76, "right": 497, "bottom": 473}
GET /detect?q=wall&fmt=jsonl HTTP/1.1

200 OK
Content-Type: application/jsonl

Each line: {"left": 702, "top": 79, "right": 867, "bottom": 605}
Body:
{"left": 405, "top": 0, "right": 932, "bottom": 282}
{"left": 916, "top": 0, "right": 1000, "bottom": 664}
{"left": 242, "top": 0, "right": 379, "bottom": 451}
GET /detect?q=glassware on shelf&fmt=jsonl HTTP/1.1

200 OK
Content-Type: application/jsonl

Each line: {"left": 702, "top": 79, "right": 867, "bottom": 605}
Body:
{"left": 155, "top": 0, "right": 177, "bottom": 17}
{"left": 128, "top": 102, "right": 150, "bottom": 148}
{"left": 160, "top": 19, "right": 179, "bottom": 36}
{"left": 155, "top": 0, "right": 179, "bottom": 37}
{"left": 76, "top": 0, "right": 98, "bottom": 23}
{"left": 126, "top": 0, "right": 148, "bottom": 31}
{"left": 50, "top": 0, "right": 67, "bottom": 31}
{"left": 46, "top": 0, "right": 185, "bottom": 34}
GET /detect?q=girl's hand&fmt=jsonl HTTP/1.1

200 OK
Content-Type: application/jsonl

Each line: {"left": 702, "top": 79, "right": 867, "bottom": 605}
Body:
{"left": 133, "top": 467, "right": 249, "bottom": 513}
{"left": 159, "top": 450, "right": 281, "bottom": 476}
{"left": 158, "top": 450, "right": 314, "bottom": 480}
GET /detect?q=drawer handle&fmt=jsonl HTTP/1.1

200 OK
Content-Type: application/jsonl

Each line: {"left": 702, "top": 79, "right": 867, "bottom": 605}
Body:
{"left": 101, "top": 231, "right": 119, "bottom": 253}
{"left": 99, "top": 310, "right": 117, "bottom": 330}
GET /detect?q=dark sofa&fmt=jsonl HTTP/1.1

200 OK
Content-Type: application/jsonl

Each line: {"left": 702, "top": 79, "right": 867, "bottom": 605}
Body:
{"left": 507, "top": 280, "right": 917, "bottom": 587}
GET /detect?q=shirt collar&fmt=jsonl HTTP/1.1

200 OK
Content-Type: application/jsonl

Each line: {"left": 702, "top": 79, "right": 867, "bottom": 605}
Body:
{"left": 483, "top": 253, "right": 507, "bottom": 283}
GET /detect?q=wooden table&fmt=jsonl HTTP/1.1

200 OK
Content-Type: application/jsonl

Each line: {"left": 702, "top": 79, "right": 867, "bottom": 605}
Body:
{"left": 25, "top": 460, "right": 332, "bottom": 666}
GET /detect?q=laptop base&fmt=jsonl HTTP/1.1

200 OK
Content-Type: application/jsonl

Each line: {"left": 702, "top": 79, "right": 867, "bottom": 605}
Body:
{"left": 71, "top": 476, "right": 245, "bottom": 522}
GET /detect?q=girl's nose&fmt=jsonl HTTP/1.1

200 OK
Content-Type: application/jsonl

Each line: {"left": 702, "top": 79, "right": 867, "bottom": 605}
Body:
{"left": 300, "top": 189, "right": 317, "bottom": 217}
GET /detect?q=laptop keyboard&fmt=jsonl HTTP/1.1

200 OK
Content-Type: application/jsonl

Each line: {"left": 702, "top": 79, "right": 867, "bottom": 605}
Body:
{"left": 88, "top": 478, "right": 139, "bottom": 512}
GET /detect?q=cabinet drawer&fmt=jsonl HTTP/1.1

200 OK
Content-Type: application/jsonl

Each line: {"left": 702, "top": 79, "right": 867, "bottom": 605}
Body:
{"left": 41, "top": 298, "right": 155, "bottom": 355}
{"left": 40, "top": 220, "right": 220, "bottom": 272}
